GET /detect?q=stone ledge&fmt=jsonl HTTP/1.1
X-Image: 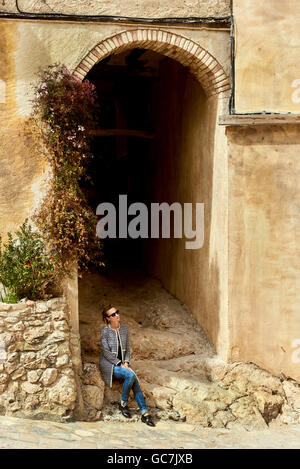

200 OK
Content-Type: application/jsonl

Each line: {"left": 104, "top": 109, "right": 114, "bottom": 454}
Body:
{"left": 219, "top": 113, "right": 300, "bottom": 126}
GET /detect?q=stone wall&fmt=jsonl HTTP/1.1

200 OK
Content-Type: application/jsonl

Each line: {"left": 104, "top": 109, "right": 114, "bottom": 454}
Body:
{"left": 0, "top": 297, "right": 77, "bottom": 421}
{"left": 0, "top": 0, "right": 231, "bottom": 18}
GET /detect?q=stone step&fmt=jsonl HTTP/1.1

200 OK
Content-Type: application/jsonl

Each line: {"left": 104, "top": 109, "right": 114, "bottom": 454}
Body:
{"left": 79, "top": 268, "right": 300, "bottom": 429}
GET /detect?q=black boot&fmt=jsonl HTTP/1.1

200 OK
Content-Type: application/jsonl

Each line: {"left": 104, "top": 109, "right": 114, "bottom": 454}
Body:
{"left": 141, "top": 414, "right": 155, "bottom": 427}
{"left": 119, "top": 403, "right": 131, "bottom": 418}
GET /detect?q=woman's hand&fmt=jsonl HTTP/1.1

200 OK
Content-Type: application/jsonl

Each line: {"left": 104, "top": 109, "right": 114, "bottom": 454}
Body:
{"left": 121, "top": 362, "right": 129, "bottom": 368}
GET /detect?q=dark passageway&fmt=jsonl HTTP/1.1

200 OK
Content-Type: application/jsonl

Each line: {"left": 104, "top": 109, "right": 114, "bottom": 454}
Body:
{"left": 80, "top": 49, "right": 161, "bottom": 269}
{"left": 79, "top": 48, "right": 206, "bottom": 272}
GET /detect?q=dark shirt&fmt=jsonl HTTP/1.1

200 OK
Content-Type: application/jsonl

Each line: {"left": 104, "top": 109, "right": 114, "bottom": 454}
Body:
{"left": 117, "top": 332, "right": 122, "bottom": 364}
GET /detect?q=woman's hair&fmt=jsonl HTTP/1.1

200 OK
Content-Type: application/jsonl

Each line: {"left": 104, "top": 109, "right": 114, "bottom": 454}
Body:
{"left": 102, "top": 304, "right": 113, "bottom": 325}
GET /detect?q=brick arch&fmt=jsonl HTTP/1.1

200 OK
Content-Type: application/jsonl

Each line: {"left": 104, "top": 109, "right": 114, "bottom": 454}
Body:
{"left": 73, "top": 29, "right": 230, "bottom": 97}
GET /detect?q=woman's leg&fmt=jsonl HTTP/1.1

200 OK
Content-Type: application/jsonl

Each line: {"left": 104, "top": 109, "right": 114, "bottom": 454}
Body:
{"left": 113, "top": 366, "right": 149, "bottom": 414}
{"left": 127, "top": 367, "right": 149, "bottom": 415}
{"left": 112, "top": 366, "right": 136, "bottom": 407}
{"left": 131, "top": 377, "right": 149, "bottom": 415}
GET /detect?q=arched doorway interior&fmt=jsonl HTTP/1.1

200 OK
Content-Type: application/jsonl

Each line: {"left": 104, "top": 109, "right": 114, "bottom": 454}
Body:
{"left": 73, "top": 29, "right": 230, "bottom": 371}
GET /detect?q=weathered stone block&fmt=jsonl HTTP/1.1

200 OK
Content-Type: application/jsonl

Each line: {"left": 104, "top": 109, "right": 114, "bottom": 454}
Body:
{"left": 39, "top": 344, "right": 59, "bottom": 359}
{"left": 41, "top": 368, "right": 58, "bottom": 386}
{"left": 20, "top": 352, "right": 37, "bottom": 364}
{"left": 7, "top": 352, "right": 19, "bottom": 362}
{"left": 4, "top": 362, "right": 18, "bottom": 374}
{"left": 11, "top": 368, "right": 26, "bottom": 380}
{"left": 8, "top": 321, "right": 25, "bottom": 332}
{"left": 23, "top": 323, "right": 52, "bottom": 344}
{"left": 0, "top": 373, "right": 8, "bottom": 384}
{"left": 35, "top": 302, "right": 49, "bottom": 313}
{"left": 24, "top": 358, "right": 49, "bottom": 370}
{"left": 56, "top": 354, "right": 69, "bottom": 368}
{"left": 82, "top": 385, "right": 103, "bottom": 410}
{"left": 7, "top": 342, "right": 24, "bottom": 353}
{"left": 21, "top": 381, "right": 42, "bottom": 394}
{"left": 26, "top": 320, "right": 43, "bottom": 327}
{"left": 0, "top": 332, "right": 15, "bottom": 346}
{"left": 4, "top": 315, "right": 21, "bottom": 324}
{"left": 44, "top": 331, "right": 68, "bottom": 345}
{"left": 254, "top": 390, "right": 284, "bottom": 423}
{"left": 7, "top": 401, "right": 21, "bottom": 412}
{"left": 47, "top": 298, "right": 66, "bottom": 311}
{"left": 27, "top": 370, "right": 42, "bottom": 383}
{"left": 48, "top": 376, "right": 76, "bottom": 407}
{"left": 24, "top": 395, "right": 40, "bottom": 410}
{"left": 54, "top": 320, "right": 69, "bottom": 332}
{"left": 0, "top": 303, "right": 12, "bottom": 312}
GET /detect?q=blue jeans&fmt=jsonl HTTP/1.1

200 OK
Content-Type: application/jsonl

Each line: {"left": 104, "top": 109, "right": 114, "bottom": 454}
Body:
{"left": 113, "top": 365, "right": 148, "bottom": 415}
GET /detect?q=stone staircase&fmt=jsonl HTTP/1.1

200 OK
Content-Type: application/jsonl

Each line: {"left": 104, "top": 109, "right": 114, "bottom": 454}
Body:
{"left": 78, "top": 266, "right": 300, "bottom": 429}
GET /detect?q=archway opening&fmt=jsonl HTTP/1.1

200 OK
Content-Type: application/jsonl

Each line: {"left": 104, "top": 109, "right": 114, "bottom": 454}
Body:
{"left": 77, "top": 48, "right": 223, "bottom": 414}
{"left": 81, "top": 49, "right": 162, "bottom": 270}
{"left": 79, "top": 48, "right": 216, "bottom": 274}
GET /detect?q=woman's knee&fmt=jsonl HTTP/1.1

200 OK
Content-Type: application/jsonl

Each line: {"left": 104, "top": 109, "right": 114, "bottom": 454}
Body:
{"left": 123, "top": 367, "right": 133, "bottom": 376}
{"left": 125, "top": 369, "right": 136, "bottom": 384}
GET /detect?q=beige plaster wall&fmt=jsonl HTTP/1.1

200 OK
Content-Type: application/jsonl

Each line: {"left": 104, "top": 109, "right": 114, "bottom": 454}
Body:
{"left": 0, "top": 0, "right": 231, "bottom": 18}
{"left": 0, "top": 18, "right": 229, "bottom": 234}
{"left": 227, "top": 125, "right": 300, "bottom": 381}
{"left": 0, "top": 21, "right": 50, "bottom": 240}
{"left": 0, "top": 17, "right": 229, "bottom": 223}
{"left": 233, "top": 0, "right": 300, "bottom": 113}
{"left": 13, "top": 21, "right": 230, "bottom": 117}
{"left": 144, "top": 60, "right": 229, "bottom": 358}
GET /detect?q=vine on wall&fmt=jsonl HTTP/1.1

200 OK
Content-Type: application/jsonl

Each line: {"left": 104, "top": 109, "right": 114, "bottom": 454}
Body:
{"left": 31, "top": 63, "right": 104, "bottom": 281}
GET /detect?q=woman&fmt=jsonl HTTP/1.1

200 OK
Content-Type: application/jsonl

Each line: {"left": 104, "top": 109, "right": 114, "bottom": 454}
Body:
{"left": 99, "top": 304, "right": 155, "bottom": 427}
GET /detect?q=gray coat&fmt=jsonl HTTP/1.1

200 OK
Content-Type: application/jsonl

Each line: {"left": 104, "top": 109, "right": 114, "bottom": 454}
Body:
{"left": 99, "top": 324, "right": 130, "bottom": 387}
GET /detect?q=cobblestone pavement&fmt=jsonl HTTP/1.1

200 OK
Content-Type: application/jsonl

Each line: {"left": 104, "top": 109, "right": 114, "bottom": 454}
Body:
{"left": 0, "top": 416, "right": 299, "bottom": 449}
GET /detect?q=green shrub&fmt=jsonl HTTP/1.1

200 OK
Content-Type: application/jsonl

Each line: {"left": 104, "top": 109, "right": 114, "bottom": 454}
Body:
{"left": 0, "top": 218, "right": 59, "bottom": 302}
{"left": 0, "top": 286, "right": 18, "bottom": 304}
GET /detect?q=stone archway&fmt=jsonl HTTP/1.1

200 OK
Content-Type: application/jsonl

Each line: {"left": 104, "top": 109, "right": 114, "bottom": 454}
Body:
{"left": 72, "top": 29, "right": 230, "bottom": 98}
{"left": 67, "top": 28, "right": 231, "bottom": 420}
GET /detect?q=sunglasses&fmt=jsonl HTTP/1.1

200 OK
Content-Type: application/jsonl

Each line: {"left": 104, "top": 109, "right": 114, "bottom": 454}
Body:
{"left": 106, "top": 310, "right": 119, "bottom": 318}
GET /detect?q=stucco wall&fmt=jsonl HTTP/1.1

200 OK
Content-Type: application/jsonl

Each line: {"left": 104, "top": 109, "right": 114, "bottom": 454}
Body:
{"left": 13, "top": 21, "right": 230, "bottom": 117}
{"left": 233, "top": 0, "right": 300, "bottom": 113}
{"left": 226, "top": 0, "right": 300, "bottom": 381}
{"left": 144, "top": 60, "right": 229, "bottom": 357}
{"left": 0, "top": 18, "right": 229, "bottom": 233}
{"left": 0, "top": 0, "right": 231, "bottom": 18}
{"left": 0, "top": 21, "right": 51, "bottom": 240}
{"left": 227, "top": 125, "right": 300, "bottom": 381}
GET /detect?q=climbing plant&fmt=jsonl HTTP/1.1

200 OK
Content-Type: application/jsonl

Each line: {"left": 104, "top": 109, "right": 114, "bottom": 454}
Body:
{"left": 31, "top": 63, "right": 104, "bottom": 280}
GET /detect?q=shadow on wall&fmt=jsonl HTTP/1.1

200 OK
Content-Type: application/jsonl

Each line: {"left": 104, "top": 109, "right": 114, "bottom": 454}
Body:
{"left": 203, "top": 256, "right": 221, "bottom": 350}
{"left": 142, "top": 59, "right": 222, "bottom": 353}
